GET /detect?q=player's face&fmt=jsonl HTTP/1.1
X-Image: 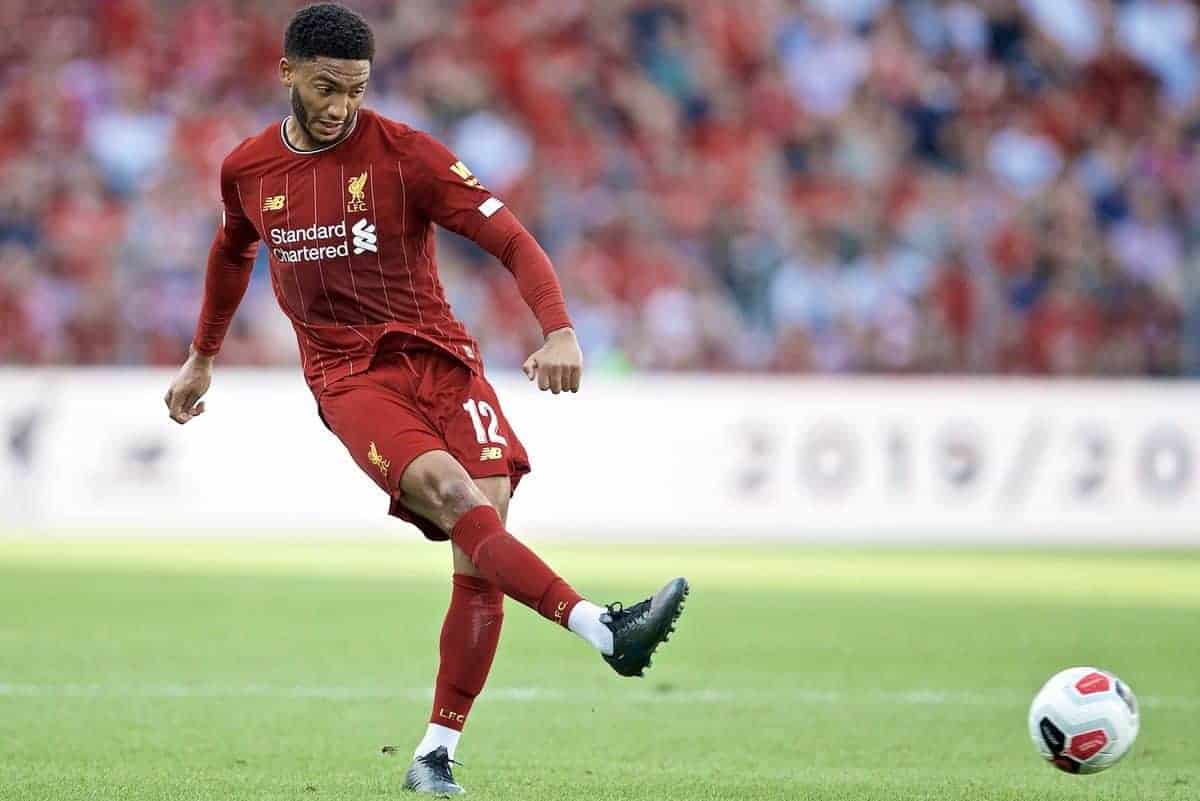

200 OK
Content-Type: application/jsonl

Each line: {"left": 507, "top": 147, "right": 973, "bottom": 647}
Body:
{"left": 280, "top": 57, "right": 370, "bottom": 147}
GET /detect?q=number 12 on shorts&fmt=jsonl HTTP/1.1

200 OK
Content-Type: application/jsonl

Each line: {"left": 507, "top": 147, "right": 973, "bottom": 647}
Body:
{"left": 463, "top": 399, "right": 508, "bottom": 446}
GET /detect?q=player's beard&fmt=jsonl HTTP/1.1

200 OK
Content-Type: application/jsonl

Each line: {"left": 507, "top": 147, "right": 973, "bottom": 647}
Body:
{"left": 290, "top": 87, "right": 353, "bottom": 148}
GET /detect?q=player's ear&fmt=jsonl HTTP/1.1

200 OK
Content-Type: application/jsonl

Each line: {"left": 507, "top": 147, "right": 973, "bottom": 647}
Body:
{"left": 279, "top": 57, "right": 294, "bottom": 88}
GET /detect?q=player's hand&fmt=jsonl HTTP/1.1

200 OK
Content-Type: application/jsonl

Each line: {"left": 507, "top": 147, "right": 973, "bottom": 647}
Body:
{"left": 523, "top": 328, "right": 582, "bottom": 394}
{"left": 164, "top": 347, "right": 214, "bottom": 425}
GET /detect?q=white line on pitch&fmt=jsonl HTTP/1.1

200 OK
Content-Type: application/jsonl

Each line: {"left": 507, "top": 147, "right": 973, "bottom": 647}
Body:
{"left": 0, "top": 683, "right": 1193, "bottom": 709}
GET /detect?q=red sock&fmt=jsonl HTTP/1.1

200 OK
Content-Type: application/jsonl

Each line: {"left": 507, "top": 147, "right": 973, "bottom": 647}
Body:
{"left": 430, "top": 573, "right": 504, "bottom": 730}
{"left": 450, "top": 505, "right": 583, "bottom": 627}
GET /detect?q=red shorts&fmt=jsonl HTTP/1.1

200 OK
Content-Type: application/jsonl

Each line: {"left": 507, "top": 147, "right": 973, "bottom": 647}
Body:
{"left": 318, "top": 345, "right": 531, "bottom": 541}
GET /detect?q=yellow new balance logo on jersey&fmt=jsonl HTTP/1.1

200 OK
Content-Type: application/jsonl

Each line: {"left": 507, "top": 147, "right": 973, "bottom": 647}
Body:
{"left": 480, "top": 447, "right": 503, "bottom": 462}
{"left": 450, "top": 161, "right": 481, "bottom": 188}
{"left": 262, "top": 195, "right": 285, "bottom": 212}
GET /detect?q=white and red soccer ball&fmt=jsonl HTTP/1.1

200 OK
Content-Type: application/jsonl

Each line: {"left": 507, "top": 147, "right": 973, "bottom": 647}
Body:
{"left": 1028, "top": 667, "right": 1140, "bottom": 774}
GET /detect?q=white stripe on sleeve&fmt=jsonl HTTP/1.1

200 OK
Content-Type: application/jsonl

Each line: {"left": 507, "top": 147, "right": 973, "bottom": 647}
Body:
{"left": 478, "top": 197, "right": 504, "bottom": 218}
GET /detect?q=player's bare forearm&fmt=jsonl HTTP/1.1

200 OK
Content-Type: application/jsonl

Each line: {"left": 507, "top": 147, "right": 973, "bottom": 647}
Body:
{"left": 164, "top": 346, "right": 214, "bottom": 424}
{"left": 522, "top": 327, "right": 583, "bottom": 395}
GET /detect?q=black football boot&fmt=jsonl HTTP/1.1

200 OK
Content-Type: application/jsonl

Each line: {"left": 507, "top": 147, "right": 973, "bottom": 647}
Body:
{"left": 601, "top": 577, "right": 689, "bottom": 677}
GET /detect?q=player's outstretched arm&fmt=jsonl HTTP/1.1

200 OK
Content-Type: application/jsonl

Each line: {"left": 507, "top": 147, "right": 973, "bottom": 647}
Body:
{"left": 409, "top": 133, "right": 579, "bottom": 394}
{"left": 164, "top": 153, "right": 259, "bottom": 424}
{"left": 523, "top": 327, "right": 583, "bottom": 395}
{"left": 164, "top": 347, "right": 213, "bottom": 425}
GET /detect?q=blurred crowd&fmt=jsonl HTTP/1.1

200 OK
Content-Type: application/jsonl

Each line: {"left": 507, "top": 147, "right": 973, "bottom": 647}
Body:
{"left": 2, "top": 0, "right": 1199, "bottom": 375}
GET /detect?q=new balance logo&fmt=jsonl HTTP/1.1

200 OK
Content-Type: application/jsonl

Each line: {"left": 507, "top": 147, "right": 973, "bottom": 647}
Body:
{"left": 352, "top": 218, "right": 377, "bottom": 254}
{"left": 480, "top": 446, "right": 503, "bottom": 462}
{"left": 262, "top": 195, "right": 285, "bottom": 211}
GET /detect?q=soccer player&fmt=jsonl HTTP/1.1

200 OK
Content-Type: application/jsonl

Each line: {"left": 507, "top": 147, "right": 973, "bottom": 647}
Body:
{"left": 163, "top": 3, "right": 688, "bottom": 795}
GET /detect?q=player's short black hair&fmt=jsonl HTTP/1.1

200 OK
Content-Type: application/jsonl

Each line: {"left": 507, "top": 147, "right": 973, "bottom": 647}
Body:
{"left": 284, "top": 3, "right": 375, "bottom": 63}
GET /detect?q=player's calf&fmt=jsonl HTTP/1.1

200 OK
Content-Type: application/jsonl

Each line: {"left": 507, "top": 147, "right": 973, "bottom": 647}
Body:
{"left": 400, "top": 452, "right": 690, "bottom": 674}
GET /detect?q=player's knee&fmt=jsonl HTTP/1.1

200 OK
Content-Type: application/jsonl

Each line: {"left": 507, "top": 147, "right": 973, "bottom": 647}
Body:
{"left": 426, "top": 476, "right": 488, "bottom": 520}
{"left": 492, "top": 493, "right": 510, "bottom": 524}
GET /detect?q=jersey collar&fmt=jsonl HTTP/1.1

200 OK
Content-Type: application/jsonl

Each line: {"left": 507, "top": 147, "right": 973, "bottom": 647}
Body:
{"left": 279, "top": 112, "right": 361, "bottom": 156}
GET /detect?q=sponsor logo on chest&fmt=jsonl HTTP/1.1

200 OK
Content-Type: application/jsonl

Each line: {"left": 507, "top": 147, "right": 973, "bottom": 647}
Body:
{"left": 263, "top": 169, "right": 378, "bottom": 263}
{"left": 352, "top": 219, "right": 377, "bottom": 254}
{"left": 268, "top": 217, "right": 378, "bottom": 262}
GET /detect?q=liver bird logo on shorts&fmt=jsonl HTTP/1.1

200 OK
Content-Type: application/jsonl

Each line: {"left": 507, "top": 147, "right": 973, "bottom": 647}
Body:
{"left": 367, "top": 441, "right": 390, "bottom": 479}
{"left": 347, "top": 171, "right": 368, "bottom": 213}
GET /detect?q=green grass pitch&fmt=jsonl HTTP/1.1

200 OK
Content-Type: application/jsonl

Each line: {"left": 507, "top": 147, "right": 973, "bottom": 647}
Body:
{"left": 1, "top": 539, "right": 1198, "bottom": 800}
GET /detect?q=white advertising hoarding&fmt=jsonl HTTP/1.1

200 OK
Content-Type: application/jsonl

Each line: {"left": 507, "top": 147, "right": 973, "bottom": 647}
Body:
{"left": 0, "top": 369, "right": 1197, "bottom": 544}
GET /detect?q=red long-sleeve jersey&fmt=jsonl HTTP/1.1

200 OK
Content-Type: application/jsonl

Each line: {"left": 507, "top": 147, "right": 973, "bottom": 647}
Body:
{"left": 193, "top": 108, "right": 571, "bottom": 396}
